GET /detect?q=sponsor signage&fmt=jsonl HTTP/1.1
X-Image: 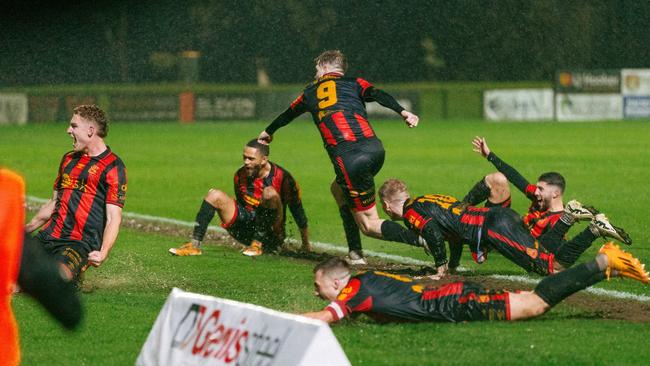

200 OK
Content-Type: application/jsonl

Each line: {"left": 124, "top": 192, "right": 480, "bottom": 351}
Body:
{"left": 136, "top": 288, "right": 349, "bottom": 366}
{"left": 621, "top": 69, "right": 650, "bottom": 96}
{"left": 0, "top": 93, "right": 28, "bottom": 125}
{"left": 195, "top": 94, "right": 257, "bottom": 120}
{"left": 621, "top": 69, "right": 650, "bottom": 118}
{"left": 483, "top": 89, "right": 554, "bottom": 121}
{"left": 109, "top": 95, "right": 178, "bottom": 121}
{"left": 556, "top": 70, "right": 620, "bottom": 93}
{"left": 623, "top": 96, "right": 650, "bottom": 118}
{"left": 555, "top": 93, "right": 623, "bottom": 121}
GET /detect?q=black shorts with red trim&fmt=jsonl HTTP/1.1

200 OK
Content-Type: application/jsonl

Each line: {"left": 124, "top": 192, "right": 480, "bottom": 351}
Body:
{"left": 221, "top": 202, "right": 284, "bottom": 250}
{"left": 421, "top": 281, "right": 511, "bottom": 322}
{"left": 37, "top": 236, "right": 90, "bottom": 280}
{"left": 483, "top": 207, "right": 554, "bottom": 275}
{"left": 328, "top": 138, "right": 385, "bottom": 211}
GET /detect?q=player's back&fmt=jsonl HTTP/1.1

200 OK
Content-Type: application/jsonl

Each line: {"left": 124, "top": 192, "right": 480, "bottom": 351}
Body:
{"left": 405, "top": 194, "right": 482, "bottom": 245}
{"left": 300, "top": 74, "right": 376, "bottom": 147}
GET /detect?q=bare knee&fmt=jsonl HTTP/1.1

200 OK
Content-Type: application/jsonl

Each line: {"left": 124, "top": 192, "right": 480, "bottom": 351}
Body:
{"left": 485, "top": 172, "right": 510, "bottom": 203}
{"left": 330, "top": 181, "right": 346, "bottom": 207}
{"left": 261, "top": 187, "right": 281, "bottom": 208}
{"left": 205, "top": 189, "right": 228, "bottom": 208}
{"left": 485, "top": 172, "right": 508, "bottom": 189}
{"left": 262, "top": 186, "right": 279, "bottom": 201}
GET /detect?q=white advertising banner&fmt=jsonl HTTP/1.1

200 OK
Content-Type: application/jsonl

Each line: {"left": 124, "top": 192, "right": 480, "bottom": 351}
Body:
{"left": 484, "top": 89, "right": 554, "bottom": 121}
{"left": 623, "top": 96, "right": 650, "bottom": 118}
{"left": 136, "top": 288, "right": 350, "bottom": 366}
{"left": 621, "top": 69, "right": 650, "bottom": 96}
{"left": 555, "top": 93, "right": 623, "bottom": 121}
{"left": 0, "top": 93, "right": 28, "bottom": 125}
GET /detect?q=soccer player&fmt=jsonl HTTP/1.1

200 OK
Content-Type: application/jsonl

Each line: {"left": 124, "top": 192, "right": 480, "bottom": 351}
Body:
{"left": 169, "top": 139, "right": 310, "bottom": 257}
{"left": 378, "top": 179, "right": 632, "bottom": 278}
{"left": 25, "top": 105, "right": 127, "bottom": 281}
{"left": 258, "top": 50, "right": 421, "bottom": 265}
{"left": 302, "top": 252, "right": 648, "bottom": 324}
{"left": 450, "top": 136, "right": 630, "bottom": 271}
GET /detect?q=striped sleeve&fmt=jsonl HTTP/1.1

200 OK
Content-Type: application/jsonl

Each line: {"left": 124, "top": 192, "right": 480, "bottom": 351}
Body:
{"left": 105, "top": 159, "right": 127, "bottom": 207}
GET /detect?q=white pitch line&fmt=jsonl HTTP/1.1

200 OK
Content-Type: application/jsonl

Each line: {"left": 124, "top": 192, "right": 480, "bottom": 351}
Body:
{"left": 490, "top": 274, "right": 650, "bottom": 302}
{"left": 27, "top": 195, "right": 650, "bottom": 302}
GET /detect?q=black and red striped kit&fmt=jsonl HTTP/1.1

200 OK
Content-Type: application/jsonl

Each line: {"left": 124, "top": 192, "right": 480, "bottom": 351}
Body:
{"left": 265, "top": 73, "right": 406, "bottom": 211}
{"left": 402, "top": 194, "right": 556, "bottom": 276}
{"left": 222, "top": 162, "right": 308, "bottom": 247}
{"left": 37, "top": 148, "right": 126, "bottom": 274}
{"left": 485, "top": 152, "right": 563, "bottom": 239}
{"left": 325, "top": 271, "right": 510, "bottom": 323}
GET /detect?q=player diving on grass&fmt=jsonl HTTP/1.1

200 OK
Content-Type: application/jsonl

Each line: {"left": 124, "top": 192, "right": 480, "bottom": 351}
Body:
{"left": 445, "top": 136, "right": 631, "bottom": 271}
{"left": 377, "top": 178, "right": 636, "bottom": 280}
{"left": 301, "top": 251, "right": 648, "bottom": 324}
{"left": 258, "top": 50, "right": 421, "bottom": 265}
{"left": 169, "top": 139, "right": 310, "bottom": 257}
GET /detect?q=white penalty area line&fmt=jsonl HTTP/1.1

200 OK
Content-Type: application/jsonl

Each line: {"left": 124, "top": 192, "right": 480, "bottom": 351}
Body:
{"left": 27, "top": 196, "right": 650, "bottom": 303}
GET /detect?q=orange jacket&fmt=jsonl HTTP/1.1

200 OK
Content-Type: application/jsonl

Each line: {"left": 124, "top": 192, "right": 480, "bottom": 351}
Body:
{"left": 0, "top": 168, "right": 26, "bottom": 366}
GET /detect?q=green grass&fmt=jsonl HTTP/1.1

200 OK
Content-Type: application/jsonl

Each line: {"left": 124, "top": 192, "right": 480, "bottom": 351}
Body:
{"left": 3, "top": 119, "right": 650, "bottom": 365}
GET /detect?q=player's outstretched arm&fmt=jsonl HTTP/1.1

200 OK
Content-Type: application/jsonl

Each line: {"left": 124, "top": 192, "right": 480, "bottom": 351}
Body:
{"left": 472, "top": 136, "right": 491, "bottom": 158}
{"left": 401, "top": 110, "right": 419, "bottom": 128}
{"left": 25, "top": 190, "right": 57, "bottom": 233}
{"left": 301, "top": 309, "right": 336, "bottom": 324}
{"left": 257, "top": 130, "right": 273, "bottom": 145}
{"left": 472, "top": 136, "right": 531, "bottom": 194}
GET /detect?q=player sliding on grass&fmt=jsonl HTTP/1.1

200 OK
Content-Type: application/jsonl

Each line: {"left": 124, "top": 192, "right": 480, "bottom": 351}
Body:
{"left": 25, "top": 105, "right": 127, "bottom": 282}
{"left": 258, "top": 50, "right": 421, "bottom": 265}
{"left": 302, "top": 251, "right": 648, "bottom": 324}
{"left": 169, "top": 139, "right": 310, "bottom": 257}
{"left": 378, "top": 179, "right": 634, "bottom": 279}
{"left": 447, "top": 136, "right": 631, "bottom": 271}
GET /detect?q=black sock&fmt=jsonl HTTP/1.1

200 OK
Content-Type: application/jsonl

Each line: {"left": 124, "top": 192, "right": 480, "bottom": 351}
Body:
{"left": 192, "top": 200, "right": 216, "bottom": 242}
{"left": 380, "top": 220, "right": 421, "bottom": 246}
{"left": 462, "top": 177, "right": 490, "bottom": 205}
{"left": 534, "top": 260, "right": 605, "bottom": 307}
{"left": 485, "top": 197, "right": 511, "bottom": 208}
{"left": 339, "top": 205, "right": 362, "bottom": 253}
{"left": 253, "top": 207, "right": 279, "bottom": 246}
{"left": 554, "top": 228, "right": 599, "bottom": 267}
{"left": 448, "top": 241, "right": 463, "bottom": 268}
{"left": 539, "top": 220, "right": 572, "bottom": 253}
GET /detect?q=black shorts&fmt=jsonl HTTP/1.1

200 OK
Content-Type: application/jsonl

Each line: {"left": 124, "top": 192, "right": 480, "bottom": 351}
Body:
{"left": 328, "top": 138, "right": 385, "bottom": 211}
{"left": 221, "top": 202, "right": 284, "bottom": 250}
{"left": 37, "top": 236, "right": 90, "bottom": 279}
{"left": 422, "top": 281, "right": 511, "bottom": 322}
{"left": 483, "top": 207, "right": 554, "bottom": 275}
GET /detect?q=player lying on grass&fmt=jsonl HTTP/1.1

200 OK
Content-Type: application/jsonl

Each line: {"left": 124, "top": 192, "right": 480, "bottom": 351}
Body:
{"left": 449, "top": 136, "right": 631, "bottom": 271}
{"left": 169, "top": 139, "right": 310, "bottom": 257}
{"left": 302, "top": 251, "right": 648, "bottom": 324}
{"left": 378, "top": 179, "right": 634, "bottom": 279}
{"left": 25, "top": 105, "right": 127, "bottom": 282}
{"left": 258, "top": 50, "right": 421, "bottom": 265}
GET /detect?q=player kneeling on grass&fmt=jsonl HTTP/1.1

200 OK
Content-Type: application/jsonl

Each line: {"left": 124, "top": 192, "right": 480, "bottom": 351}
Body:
{"left": 170, "top": 139, "right": 310, "bottom": 257}
{"left": 302, "top": 250, "right": 648, "bottom": 324}
{"left": 25, "top": 105, "right": 127, "bottom": 282}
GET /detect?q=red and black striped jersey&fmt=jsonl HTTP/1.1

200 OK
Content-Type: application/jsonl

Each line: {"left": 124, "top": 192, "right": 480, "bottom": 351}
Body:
{"left": 325, "top": 271, "right": 507, "bottom": 323}
{"left": 402, "top": 194, "right": 488, "bottom": 264}
{"left": 486, "top": 152, "right": 562, "bottom": 238}
{"left": 233, "top": 162, "right": 308, "bottom": 229}
{"left": 264, "top": 73, "right": 405, "bottom": 149}
{"left": 38, "top": 148, "right": 127, "bottom": 251}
